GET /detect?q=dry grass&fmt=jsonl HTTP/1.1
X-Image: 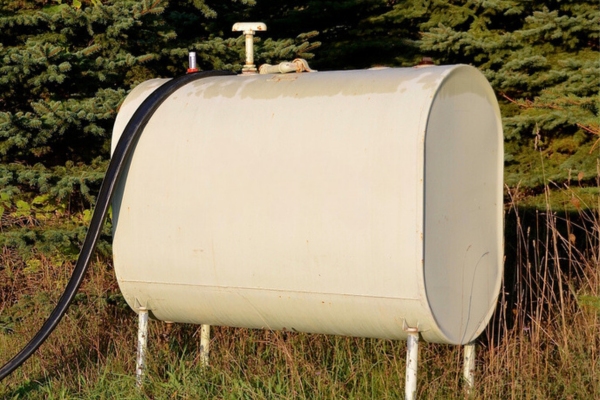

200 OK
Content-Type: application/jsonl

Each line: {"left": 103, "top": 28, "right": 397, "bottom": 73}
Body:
{"left": 1, "top": 174, "right": 599, "bottom": 398}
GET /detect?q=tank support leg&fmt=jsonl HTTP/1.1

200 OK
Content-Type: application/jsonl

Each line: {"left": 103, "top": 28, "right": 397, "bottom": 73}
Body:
{"left": 405, "top": 328, "right": 419, "bottom": 400}
{"left": 200, "top": 324, "right": 210, "bottom": 367}
{"left": 136, "top": 308, "right": 149, "bottom": 388}
{"left": 463, "top": 342, "right": 476, "bottom": 395}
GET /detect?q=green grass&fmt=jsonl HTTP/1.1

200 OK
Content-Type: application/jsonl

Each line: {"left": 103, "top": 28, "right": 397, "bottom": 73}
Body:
{"left": 1, "top": 186, "right": 599, "bottom": 399}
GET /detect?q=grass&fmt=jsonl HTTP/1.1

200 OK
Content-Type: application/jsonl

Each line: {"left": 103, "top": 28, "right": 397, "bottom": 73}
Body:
{"left": 1, "top": 175, "right": 599, "bottom": 399}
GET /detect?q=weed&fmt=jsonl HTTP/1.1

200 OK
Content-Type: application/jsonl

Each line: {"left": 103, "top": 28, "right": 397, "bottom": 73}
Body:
{"left": 1, "top": 173, "right": 598, "bottom": 399}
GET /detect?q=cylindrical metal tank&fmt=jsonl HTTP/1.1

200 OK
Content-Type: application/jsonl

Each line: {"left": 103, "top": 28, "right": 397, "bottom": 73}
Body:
{"left": 111, "top": 65, "right": 503, "bottom": 345}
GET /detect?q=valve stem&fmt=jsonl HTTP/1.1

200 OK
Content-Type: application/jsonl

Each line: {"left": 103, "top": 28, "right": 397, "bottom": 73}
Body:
{"left": 187, "top": 52, "right": 199, "bottom": 74}
{"left": 232, "top": 22, "right": 267, "bottom": 74}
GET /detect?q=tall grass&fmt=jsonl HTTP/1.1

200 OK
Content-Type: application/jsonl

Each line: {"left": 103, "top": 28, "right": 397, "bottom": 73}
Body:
{"left": 481, "top": 176, "right": 600, "bottom": 399}
{"left": 1, "top": 173, "right": 598, "bottom": 399}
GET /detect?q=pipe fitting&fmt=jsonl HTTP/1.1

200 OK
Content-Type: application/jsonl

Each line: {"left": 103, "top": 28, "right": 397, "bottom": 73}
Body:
{"left": 187, "top": 52, "right": 199, "bottom": 74}
{"left": 232, "top": 22, "right": 267, "bottom": 74}
{"left": 259, "top": 58, "right": 316, "bottom": 75}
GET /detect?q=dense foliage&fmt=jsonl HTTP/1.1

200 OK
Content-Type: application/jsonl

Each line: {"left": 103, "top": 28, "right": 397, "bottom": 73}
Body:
{"left": 0, "top": 0, "right": 597, "bottom": 327}
{"left": 408, "top": 0, "right": 600, "bottom": 190}
{"left": 1, "top": 0, "right": 597, "bottom": 216}
{"left": 243, "top": 0, "right": 599, "bottom": 194}
{"left": 0, "top": 0, "right": 598, "bottom": 396}
{"left": 0, "top": 0, "right": 318, "bottom": 257}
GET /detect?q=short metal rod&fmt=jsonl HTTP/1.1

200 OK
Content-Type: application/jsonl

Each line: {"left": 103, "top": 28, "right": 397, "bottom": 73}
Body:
{"left": 187, "top": 51, "right": 198, "bottom": 74}
{"left": 136, "top": 308, "right": 149, "bottom": 388}
{"left": 200, "top": 324, "right": 210, "bottom": 367}
{"left": 463, "top": 342, "right": 476, "bottom": 395}
{"left": 405, "top": 328, "right": 419, "bottom": 400}
{"left": 244, "top": 32, "right": 254, "bottom": 68}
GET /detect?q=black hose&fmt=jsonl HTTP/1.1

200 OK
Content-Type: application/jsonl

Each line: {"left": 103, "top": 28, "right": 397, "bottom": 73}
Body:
{"left": 0, "top": 70, "right": 235, "bottom": 381}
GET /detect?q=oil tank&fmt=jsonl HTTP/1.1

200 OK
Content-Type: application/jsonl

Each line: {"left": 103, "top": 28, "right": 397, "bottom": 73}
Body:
{"left": 111, "top": 65, "right": 503, "bottom": 345}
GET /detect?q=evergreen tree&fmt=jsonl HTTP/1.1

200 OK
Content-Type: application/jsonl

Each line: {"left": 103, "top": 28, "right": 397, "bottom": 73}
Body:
{"left": 406, "top": 0, "right": 599, "bottom": 192}
{"left": 244, "top": 0, "right": 421, "bottom": 70}
{"left": 245, "top": 0, "right": 598, "bottom": 196}
{"left": 0, "top": 0, "right": 318, "bottom": 257}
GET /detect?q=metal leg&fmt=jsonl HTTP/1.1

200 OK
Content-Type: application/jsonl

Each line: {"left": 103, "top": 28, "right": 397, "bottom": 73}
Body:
{"left": 405, "top": 328, "right": 419, "bottom": 400}
{"left": 136, "top": 308, "right": 149, "bottom": 388}
{"left": 200, "top": 324, "right": 210, "bottom": 367}
{"left": 463, "top": 342, "right": 476, "bottom": 395}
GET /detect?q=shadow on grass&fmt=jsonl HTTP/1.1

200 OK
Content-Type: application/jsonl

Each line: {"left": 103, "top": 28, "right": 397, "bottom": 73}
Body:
{"left": 484, "top": 203, "right": 598, "bottom": 346}
{"left": 4, "top": 375, "right": 53, "bottom": 399}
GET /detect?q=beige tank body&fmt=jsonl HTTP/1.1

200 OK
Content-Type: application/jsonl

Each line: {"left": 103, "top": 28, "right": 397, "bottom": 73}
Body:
{"left": 111, "top": 65, "right": 503, "bottom": 344}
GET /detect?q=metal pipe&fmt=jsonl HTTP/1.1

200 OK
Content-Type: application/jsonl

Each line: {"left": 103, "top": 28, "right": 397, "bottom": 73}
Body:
{"left": 232, "top": 22, "right": 266, "bottom": 74}
{"left": 136, "top": 308, "right": 149, "bottom": 388}
{"left": 200, "top": 324, "right": 210, "bottom": 367}
{"left": 258, "top": 59, "right": 316, "bottom": 75}
{"left": 187, "top": 52, "right": 198, "bottom": 74}
{"left": 405, "top": 328, "right": 419, "bottom": 400}
{"left": 244, "top": 34, "right": 254, "bottom": 68}
{"left": 259, "top": 62, "right": 296, "bottom": 75}
{"left": 463, "top": 342, "right": 476, "bottom": 394}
